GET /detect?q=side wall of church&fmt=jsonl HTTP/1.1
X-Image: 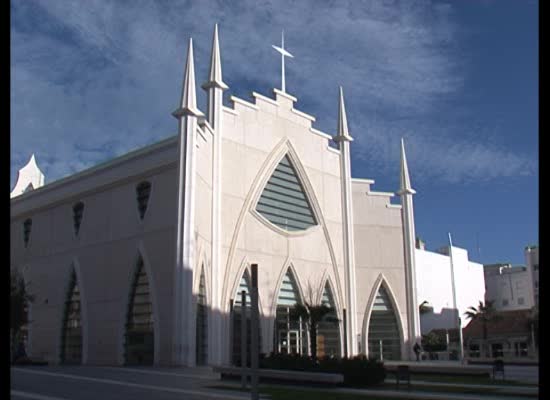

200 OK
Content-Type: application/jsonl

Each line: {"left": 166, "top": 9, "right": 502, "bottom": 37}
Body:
{"left": 10, "top": 139, "right": 179, "bottom": 366}
{"left": 351, "top": 179, "right": 409, "bottom": 358}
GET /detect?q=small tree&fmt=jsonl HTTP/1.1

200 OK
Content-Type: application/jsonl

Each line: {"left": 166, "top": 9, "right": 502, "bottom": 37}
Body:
{"left": 10, "top": 267, "right": 34, "bottom": 363}
{"left": 291, "top": 280, "right": 338, "bottom": 362}
{"left": 464, "top": 300, "right": 500, "bottom": 358}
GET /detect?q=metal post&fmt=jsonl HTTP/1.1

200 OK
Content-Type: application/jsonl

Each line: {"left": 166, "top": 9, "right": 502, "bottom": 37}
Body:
{"left": 343, "top": 308, "right": 348, "bottom": 358}
{"left": 241, "top": 291, "right": 247, "bottom": 389}
{"left": 379, "top": 340, "right": 383, "bottom": 361}
{"left": 229, "top": 299, "right": 234, "bottom": 366}
{"left": 250, "top": 264, "right": 259, "bottom": 400}
{"left": 448, "top": 233, "right": 464, "bottom": 362}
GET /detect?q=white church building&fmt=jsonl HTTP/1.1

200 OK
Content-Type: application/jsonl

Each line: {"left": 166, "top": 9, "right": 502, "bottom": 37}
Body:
{"left": 12, "top": 26, "right": 432, "bottom": 367}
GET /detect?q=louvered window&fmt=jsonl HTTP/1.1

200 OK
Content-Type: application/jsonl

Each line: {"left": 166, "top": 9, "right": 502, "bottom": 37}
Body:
{"left": 61, "top": 269, "right": 82, "bottom": 364}
{"left": 256, "top": 155, "right": 317, "bottom": 231}
{"left": 125, "top": 255, "right": 154, "bottom": 365}
{"left": 368, "top": 286, "right": 401, "bottom": 360}
{"left": 136, "top": 181, "right": 151, "bottom": 220}
{"left": 231, "top": 270, "right": 262, "bottom": 366}
{"left": 317, "top": 283, "right": 340, "bottom": 358}
{"left": 73, "top": 202, "right": 84, "bottom": 236}
{"left": 23, "top": 218, "right": 32, "bottom": 248}
{"left": 196, "top": 268, "right": 208, "bottom": 365}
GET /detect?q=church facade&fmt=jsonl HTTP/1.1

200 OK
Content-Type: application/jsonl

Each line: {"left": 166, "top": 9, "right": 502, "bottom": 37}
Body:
{"left": 10, "top": 26, "right": 421, "bottom": 366}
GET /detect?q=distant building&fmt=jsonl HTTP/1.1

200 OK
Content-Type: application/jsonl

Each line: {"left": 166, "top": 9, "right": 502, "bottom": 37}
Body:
{"left": 463, "top": 309, "right": 537, "bottom": 361}
{"left": 484, "top": 263, "right": 535, "bottom": 311}
{"left": 415, "top": 242, "right": 485, "bottom": 336}
{"left": 524, "top": 245, "right": 538, "bottom": 306}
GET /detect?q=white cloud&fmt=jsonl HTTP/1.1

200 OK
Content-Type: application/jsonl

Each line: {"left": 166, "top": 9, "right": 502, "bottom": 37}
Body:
{"left": 10, "top": 0, "right": 535, "bottom": 189}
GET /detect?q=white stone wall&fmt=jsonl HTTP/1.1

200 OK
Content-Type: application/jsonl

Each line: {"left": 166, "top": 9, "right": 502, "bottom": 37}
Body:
{"left": 415, "top": 246, "right": 485, "bottom": 334}
{"left": 352, "top": 179, "right": 409, "bottom": 358}
{"left": 218, "top": 90, "right": 348, "bottom": 358}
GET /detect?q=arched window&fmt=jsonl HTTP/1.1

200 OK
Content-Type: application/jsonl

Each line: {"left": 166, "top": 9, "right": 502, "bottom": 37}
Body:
{"left": 273, "top": 269, "right": 307, "bottom": 355}
{"left": 60, "top": 269, "right": 82, "bottom": 364}
{"left": 125, "top": 255, "right": 154, "bottom": 365}
{"left": 231, "top": 269, "right": 262, "bottom": 366}
{"left": 317, "top": 282, "right": 341, "bottom": 358}
{"left": 23, "top": 218, "right": 32, "bottom": 248}
{"left": 136, "top": 181, "right": 152, "bottom": 220}
{"left": 72, "top": 202, "right": 84, "bottom": 236}
{"left": 256, "top": 155, "right": 317, "bottom": 232}
{"left": 195, "top": 267, "right": 208, "bottom": 365}
{"left": 367, "top": 285, "right": 401, "bottom": 360}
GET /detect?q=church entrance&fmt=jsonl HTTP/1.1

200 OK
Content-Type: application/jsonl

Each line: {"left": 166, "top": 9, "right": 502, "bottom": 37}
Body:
{"left": 274, "top": 306, "right": 308, "bottom": 355}
{"left": 277, "top": 330, "right": 301, "bottom": 354}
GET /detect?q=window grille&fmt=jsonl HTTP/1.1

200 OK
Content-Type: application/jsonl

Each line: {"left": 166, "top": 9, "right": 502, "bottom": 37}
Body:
{"left": 368, "top": 286, "right": 401, "bottom": 360}
{"left": 136, "top": 181, "right": 152, "bottom": 220}
{"left": 61, "top": 269, "right": 82, "bottom": 364}
{"left": 23, "top": 218, "right": 32, "bottom": 248}
{"left": 256, "top": 155, "right": 317, "bottom": 231}
{"left": 125, "top": 255, "right": 154, "bottom": 365}
{"left": 73, "top": 202, "right": 84, "bottom": 236}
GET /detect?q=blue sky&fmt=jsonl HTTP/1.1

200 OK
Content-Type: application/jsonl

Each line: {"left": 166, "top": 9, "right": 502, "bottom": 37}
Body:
{"left": 11, "top": 0, "right": 538, "bottom": 265}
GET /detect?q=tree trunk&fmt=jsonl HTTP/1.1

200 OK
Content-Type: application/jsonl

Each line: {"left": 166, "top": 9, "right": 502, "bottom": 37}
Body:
{"left": 483, "top": 321, "right": 489, "bottom": 358}
{"left": 310, "top": 324, "right": 317, "bottom": 362}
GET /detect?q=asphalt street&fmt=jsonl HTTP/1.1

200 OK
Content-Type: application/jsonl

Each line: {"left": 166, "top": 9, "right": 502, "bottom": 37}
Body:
{"left": 11, "top": 366, "right": 251, "bottom": 400}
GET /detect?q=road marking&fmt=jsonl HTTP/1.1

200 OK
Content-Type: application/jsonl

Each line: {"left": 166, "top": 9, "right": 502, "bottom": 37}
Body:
{"left": 12, "top": 368, "right": 248, "bottom": 400}
{"left": 11, "top": 391, "right": 72, "bottom": 400}
{"left": 101, "top": 366, "right": 217, "bottom": 380}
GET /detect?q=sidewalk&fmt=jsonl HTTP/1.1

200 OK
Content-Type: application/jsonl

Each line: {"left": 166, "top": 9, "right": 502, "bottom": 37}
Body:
{"left": 335, "top": 386, "right": 536, "bottom": 400}
{"left": 404, "top": 379, "right": 538, "bottom": 396}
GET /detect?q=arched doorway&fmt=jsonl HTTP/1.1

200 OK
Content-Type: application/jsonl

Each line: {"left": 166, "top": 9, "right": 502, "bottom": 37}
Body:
{"left": 124, "top": 255, "right": 154, "bottom": 365}
{"left": 367, "top": 285, "right": 402, "bottom": 360}
{"left": 195, "top": 266, "right": 208, "bottom": 365}
{"left": 60, "top": 268, "right": 82, "bottom": 364}
{"left": 317, "top": 282, "right": 341, "bottom": 358}
{"left": 273, "top": 269, "right": 307, "bottom": 355}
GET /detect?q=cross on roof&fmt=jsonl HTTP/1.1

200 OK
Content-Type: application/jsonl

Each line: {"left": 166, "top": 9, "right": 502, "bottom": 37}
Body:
{"left": 272, "top": 31, "right": 294, "bottom": 93}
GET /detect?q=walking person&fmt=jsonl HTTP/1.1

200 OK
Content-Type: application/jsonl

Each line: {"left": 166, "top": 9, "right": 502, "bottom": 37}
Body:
{"left": 413, "top": 342, "right": 421, "bottom": 362}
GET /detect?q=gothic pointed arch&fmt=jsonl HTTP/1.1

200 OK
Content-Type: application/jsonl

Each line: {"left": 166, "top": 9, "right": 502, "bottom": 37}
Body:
{"left": 196, "top": 265, "right": 208, "bottom": 365}
{"left": 60, "top": 268, "right": 82, "bottom": 364}
{"left": 231, "top": 267, "right": 251, "bottom": 366}
{"left": 317, "top": 280, "right": 341, "bottom": 358}
{"left": 221, "top": 138, "right": 344, "bottom": 318}
{"left": 124, "top": 254, "right": 154, "bottom": 365}
{"left": 255, "top": 154, "right": 317, "bottom": 232}
{"left": 272, "top": 267, "right": 308, "bottom": 355}
{"left": 364, "top": 278, "right": 403, "bottom": 361}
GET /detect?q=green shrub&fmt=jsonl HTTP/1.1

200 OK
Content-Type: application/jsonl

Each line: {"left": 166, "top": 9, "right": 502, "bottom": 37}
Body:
{"left": 259, "top": 353, "right": 386, "bottom": 387}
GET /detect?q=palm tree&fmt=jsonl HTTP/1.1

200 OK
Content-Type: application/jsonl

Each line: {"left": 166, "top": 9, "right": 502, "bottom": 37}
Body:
{"left": 464, "top": 300, "right": 500, "bottom": 358}
{"left": 290, "top": 280, "right": 339, "bottom": 361}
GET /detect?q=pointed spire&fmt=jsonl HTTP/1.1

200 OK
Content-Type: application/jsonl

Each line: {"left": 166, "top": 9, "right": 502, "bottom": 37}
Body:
{"left": 399, "top": 138, "right": 416, "bottom": 194}
{"left": 333, "top": 87, "right": 353, "bottom": 142}
{"left": 173, "top": 38, "right": 203, "bottom": 118}
{"left": 202, "top": 24, "right": 228, "bottom": 90}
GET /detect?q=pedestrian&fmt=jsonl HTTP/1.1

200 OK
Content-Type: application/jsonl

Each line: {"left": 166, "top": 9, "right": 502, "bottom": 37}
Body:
{"left": 413, "top": 342, "right": 421, "bottom": 362}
